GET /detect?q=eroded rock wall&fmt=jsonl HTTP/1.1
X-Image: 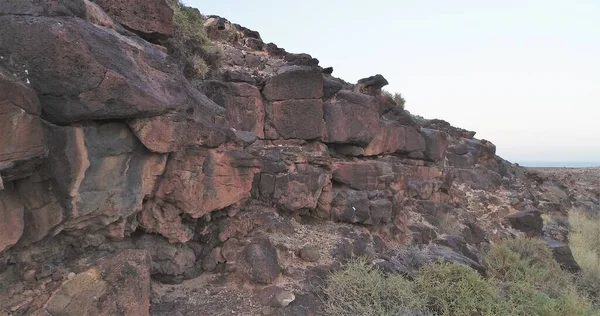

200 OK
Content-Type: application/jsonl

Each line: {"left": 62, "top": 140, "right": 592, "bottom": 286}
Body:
{"left": 0, "top": 1, "right": 589, "bottom": 315}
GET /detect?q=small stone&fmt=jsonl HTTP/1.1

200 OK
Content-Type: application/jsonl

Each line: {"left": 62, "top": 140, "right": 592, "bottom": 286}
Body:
{"left": 51, "top": 271, "right": 63, "bottom": 281}
{"left": 40, "top": 277, "right": 52, "bottom": 284}
{"left": 10, "top": 297, "right": 32, "bottom": 312}
{"left": 261, "top": 306, "right": 275, "bottom": 315}
{"left": 272, "top": 290, "right": 295, "bottom": 307}
{"left": 22, "top": 269, "right": 36, "bottom": 282}
{"left": 299, "top": 245, "right": 320, "bottom": 262}
{"left": 67, "top": 272, "right": 76, "bottom": 280}
{"left": 202, "top": 247, "right": 225, "bottom": 272}
{"left": 22, "top": 290, "right": 35, "bottom": 296}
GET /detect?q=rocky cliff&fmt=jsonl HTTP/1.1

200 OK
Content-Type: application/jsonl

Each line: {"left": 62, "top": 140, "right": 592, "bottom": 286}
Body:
{"left": 0, "top": 1, "right": 597, "bottom": 315}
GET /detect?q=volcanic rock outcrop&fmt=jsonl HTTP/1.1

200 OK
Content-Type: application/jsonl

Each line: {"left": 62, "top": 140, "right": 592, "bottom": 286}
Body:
{"left": 0, "top": 1, "right": 594, "bottom": 315}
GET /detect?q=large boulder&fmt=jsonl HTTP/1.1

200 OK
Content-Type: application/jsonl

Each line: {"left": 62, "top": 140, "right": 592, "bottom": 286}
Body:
{"left": 0, "top": 14, "right": 222, "bottom": 124}
{"left": 201, "top": 81, "right": 265, "bottom": 138}
{"left": 324, "top": 91, "right": 380, "bottom": 145}
{"left": 273, "top": 164, "right": 328, "bottom": 211}
{"left": 262, "top": 66, "right": 323, "bottom": 101}
{"left": 332, "top": 161, "right": 397, "bottom": 191}
{"left": 0, "top": 0, "right": 86, "bottom": 17}
{"left": 13, "top": 122, "right": 167, "bottom": 246}
{"left": 143, "top": 148, "right": 260, "bottom": 240}
{"left": 507, "top": 210, "right": 543, "bottom": 235}
{"left": 465, "top": 139, "right": 496, "bottom": 161}
{"left": 237, "top": 238, "right": 280, "bottom": 284}
{"left": 0, "top": 68, "right": 47, "bottom": 181}
{"left": 270, "top": 99, "right": 325, "bottom": 140}
{"left": 420, "top": 128, "right": 449, "bottom": 162}
{"left": 354, "top": 74, "right": 389, "bottom": 95}
{"left": 330, "top": 189, "right": 395, "bottom": 225}
{"left": 93, "top": 0, "right": 174, "bottom": 41}
{"left": 362, "top": 121, "right": 426, "bottom": 156}
{"left": 128, "top": 112, "right": 228, "bottom": 153}
{"left": 544, "top": 237, "right": 581, "bottom": 273}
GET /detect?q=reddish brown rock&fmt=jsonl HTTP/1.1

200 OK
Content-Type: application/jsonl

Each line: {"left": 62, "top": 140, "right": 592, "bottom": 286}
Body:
{"left": 324, "top": 91, "right": 380, "bottom": 145}
{"left": 262, "top": 66, "right": 323, "bottom": 101}
{"left": 237, "top": 238, "right": 280, "bottom": 284}
{"left": 16, "top": 122, "right": 168, "bottom": 242}
{"left": 404, "top": 126, "right": 427, "bottom": 153}
{"left": 273, "top": 164, "right": 328, "bottom": 210}
{"left": 271, "top": 99, "right": 325, "bottom": 140}
{"left": 139, "top": 200, "right": 194, "bottom": 243}
{"left": 362, "top": 121, "right": 426, "bottom": 156}
{"left": 43, "top": 250, "right": 151, "bottom": 316}
{"left": 128, "top": 113, "right": 228, "bottom": 153}
{"left": 149, "top": 148, "right": 260, "bottom": 223}
{"left": 0, "top": 15, "right": 217, "bottom": 124}
{"left": 331, "top": 190, "right": 371, "bottom": 224}
{"left": 0, "top": 0, "right": 86, "bottom": 17}
{"left": 93, "top": 0, "right": 174, "bottom": 41}
{"left": 15, "top": 171, "right": 64, "bottom": 246}
{"left": 84, "top": 0, "right": 123, "bottom": 30}
{"left": 0, "top": 68, "right": 47, "bottom": 181}
{"left": 332, "top": 161, "right": 395, "bottom": 191}
{"left": 0, "top": 184, "right": 24, "bottom": 252}
{"left": 362, "top": 121, "right": 404, "bottom": 156}
{"left": 201, "top": 81, "right": 265, "bottom": 138}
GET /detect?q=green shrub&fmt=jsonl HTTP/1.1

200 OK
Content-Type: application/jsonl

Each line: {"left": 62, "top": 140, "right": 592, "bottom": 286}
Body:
{"left": 570, "top": 209, "right": 600, "bottom": 307}
{"left": 553, "top": 287, "right": 596, "bottom": 316}
{"left": 415, "top": 262, "right": 508, "bottom": 316}
{"left": 324, "top": 249, "right": 599, "bottom": 316}
{"left": 502, "top": 282, "right": 558, "bottom": 316}
{"left": 484, "top": 238, "right": 568, "bottom": 297}
{"left": 382, "top": 90, "right": 406, "bottom": 110}
{"left": 484, "top": 237, "right": 597, "bottom": 315}
{"left": 167, "top": 1, "right": 222, "bottom": 79}
{"left": 501, "top": 282, "right": 594, "bottom": 316}
{"left": 323, "top": 258, "right": 429, "bottom": 316}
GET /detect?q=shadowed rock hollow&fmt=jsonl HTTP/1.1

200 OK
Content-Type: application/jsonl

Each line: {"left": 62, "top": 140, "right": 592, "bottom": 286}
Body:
{"left": 0, "top": 1, "right": 597, "bottom": 315}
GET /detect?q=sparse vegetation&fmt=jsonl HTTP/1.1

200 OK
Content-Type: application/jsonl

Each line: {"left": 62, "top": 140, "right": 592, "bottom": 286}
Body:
{"left": 484, "top": 237, "right": 570, "bottom": 297}
{"left": 569, "top": 209, "right": 600, "bottom": 307}
{"left": 382, "top": 90, "right": 406, "bottom": 110}
{"left": 429, "top": 213, "right": 463, "bottom": 236}
{"left": 167, "top": 0, "right": 222, "bottom": 79}
{"left": 415, "top": 262, "right": 507, "bottom": 316}
{"left": 324, "top": 238, "right": 599, "bottom": 316}
{"left": 322, "top": 257, "right": 429, "bottom": 316}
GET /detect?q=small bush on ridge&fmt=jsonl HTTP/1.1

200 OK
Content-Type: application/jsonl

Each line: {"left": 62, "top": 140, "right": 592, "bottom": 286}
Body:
{"left": 167, "top": 1, "right": 222, "bottom": 79}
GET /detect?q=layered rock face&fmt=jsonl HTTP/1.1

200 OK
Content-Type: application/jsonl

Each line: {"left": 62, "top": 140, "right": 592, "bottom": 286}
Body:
{"left": 0, "top": 1, "right": 592, "bottom": 315}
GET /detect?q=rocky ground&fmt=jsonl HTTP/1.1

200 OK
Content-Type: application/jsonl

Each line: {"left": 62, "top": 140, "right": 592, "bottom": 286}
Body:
{"left": 0, "top": 1, "right": 598, "bottom": 316}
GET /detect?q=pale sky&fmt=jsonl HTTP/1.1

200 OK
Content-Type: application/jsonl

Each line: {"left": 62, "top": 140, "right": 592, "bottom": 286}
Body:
{"left": 189, "top": 0, "right": 600, "bottom": 165}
